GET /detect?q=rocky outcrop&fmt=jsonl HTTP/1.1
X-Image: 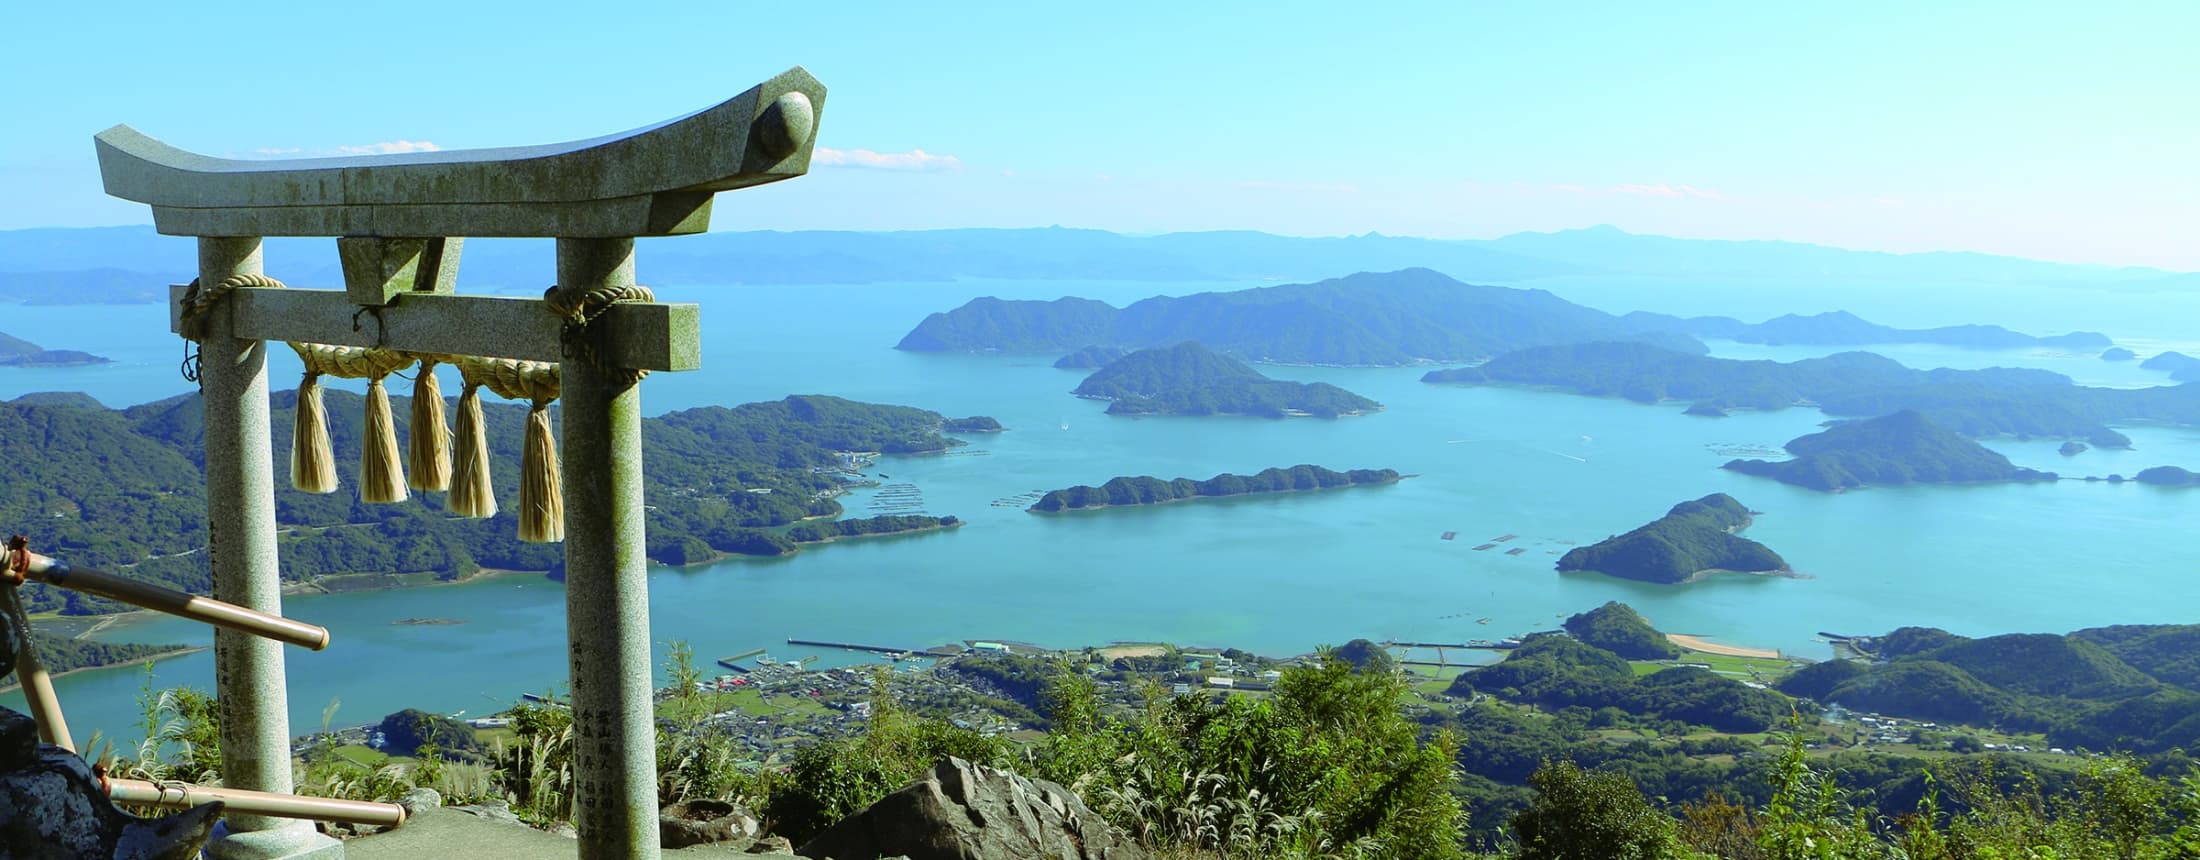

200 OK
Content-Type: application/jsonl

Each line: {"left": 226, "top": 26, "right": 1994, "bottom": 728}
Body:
{"left": 798, "top": 757, "right": 1145, "bottom": 860}
{"left": 0, "top": 708, "right": 222, "bottom": 859}
{"left": 661, "top": 798, "right": 762, "bottom": 849}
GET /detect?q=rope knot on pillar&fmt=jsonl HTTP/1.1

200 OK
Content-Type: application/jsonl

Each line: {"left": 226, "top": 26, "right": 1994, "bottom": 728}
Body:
{"left": 544, "top": 282, "right": 655, "bottom": 388}
{"left": 177, "top": 273, "right": 286, "bottom": 383}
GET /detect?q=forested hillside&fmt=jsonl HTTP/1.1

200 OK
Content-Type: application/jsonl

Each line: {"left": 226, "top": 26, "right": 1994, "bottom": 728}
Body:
{"left": 0, "top": 391, "right": 991, "bottom": 614}
{"left": 1788, "top": 623, "right": 2200, "bottom": 754}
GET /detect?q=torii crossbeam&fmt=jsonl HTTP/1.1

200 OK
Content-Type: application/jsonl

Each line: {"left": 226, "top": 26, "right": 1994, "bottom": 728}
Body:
{"left": 96, "top": 67, "right": 826, "bottom": 860}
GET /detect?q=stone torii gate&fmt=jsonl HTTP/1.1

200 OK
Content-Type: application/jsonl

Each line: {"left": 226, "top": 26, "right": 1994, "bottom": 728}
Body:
{"left": 94, "top": 68, "right": 826, "bottom": 859}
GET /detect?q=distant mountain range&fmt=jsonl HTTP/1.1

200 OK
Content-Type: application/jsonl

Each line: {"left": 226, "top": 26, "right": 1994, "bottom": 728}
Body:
{"left": 898, "top": 268, "right": 1707, "bottom": 365}
{"left": 1621, "top": 309, "right": 2109, "bottom": 351}
{"left": 0, "top": 224, "right": 2183, "bottom": 305}
{"left": 1421, "top": 341, "right": 2200, "bottom": 447}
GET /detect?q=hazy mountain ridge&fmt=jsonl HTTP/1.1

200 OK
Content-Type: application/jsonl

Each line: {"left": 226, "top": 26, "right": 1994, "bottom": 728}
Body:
{"left": 899, "top": 268, "right": 1707, "bottom": 365}
{"left": 1622, "top": 309, "right": 2110, "bottom": 351}
{"left": 1422, "top": 340, "right": 2200, "bottom": 446}
{"left": 0, "top": 224, "right": 2181, "bottom": 304}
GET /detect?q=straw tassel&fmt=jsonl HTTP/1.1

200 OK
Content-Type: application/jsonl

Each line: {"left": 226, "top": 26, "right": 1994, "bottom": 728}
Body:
{"left": 407, "top": 358, "right": 452, "bottom": 492}
{"left": 455, "top": 355, "right": 562, "bottom": 541}
{"left": 447, "top": 380, "right": 497, "bottom": 518}
{"left": 289, "top": 370, "right": 339, "bottom": 494}
{"left": 359, "top": 375, "right": 408, "bottom": 503}
{"left": 519, "top": 399, "right": 564, "bottom": 543}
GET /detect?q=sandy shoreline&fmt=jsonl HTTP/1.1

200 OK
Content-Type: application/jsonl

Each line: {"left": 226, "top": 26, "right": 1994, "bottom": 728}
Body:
{"left": 0, "top": 646, "right": 207, "bottom": 693}
{"left": 1667, "top": 634, "right": 1782, "bottom": 659}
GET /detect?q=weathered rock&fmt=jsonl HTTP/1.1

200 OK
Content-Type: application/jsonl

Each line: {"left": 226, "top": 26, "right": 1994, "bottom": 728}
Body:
{"left": 798, "top": 757, "right": 1145, "bottom": 860}
{"left": 661, "top": 798, "right": 760, "bottom": 849}
{"left": 751, "top": 835, "right": 797, "bottom": 854}
{"left": 450, "top": 798, "right": 525, "bottom": 827}
{"left": 0, "top": 707, "right": 224, "bottom": 860}
{"left": 397, "top": 787, "right": 443, "bottom": 819}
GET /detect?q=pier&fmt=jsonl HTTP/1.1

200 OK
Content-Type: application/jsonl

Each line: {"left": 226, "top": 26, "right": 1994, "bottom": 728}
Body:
{"left": 788, "top": 637, "right": 920, "bottom": 656}
{"left": 715, "top": 648, "right": 766, "bottom": 671}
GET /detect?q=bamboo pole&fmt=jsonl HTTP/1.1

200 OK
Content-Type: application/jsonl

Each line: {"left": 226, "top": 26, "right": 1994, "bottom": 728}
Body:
{"left": 107, "top": 778, "right": 406, "bottom": 828}
{"left": 0, "top": 580, "right": 73, "bottom": 751}
{"left": 8, "top": 546, "right": 329, "bottom": 650}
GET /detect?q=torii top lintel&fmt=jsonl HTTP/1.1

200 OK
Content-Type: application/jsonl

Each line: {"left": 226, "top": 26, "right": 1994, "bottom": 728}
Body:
{"left": 95, "top": 67, "right": 825, "bottom": 239}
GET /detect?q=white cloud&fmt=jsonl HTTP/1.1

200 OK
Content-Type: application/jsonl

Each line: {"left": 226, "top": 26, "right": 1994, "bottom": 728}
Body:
{"left": 243, "top": 140, "right": 441, "bottom": 159}
{"left": 1611, "top": 183, "right": 1726, "bottom": 201}
{"left": 811, "top": 147, "right": 962, "bottom": 171}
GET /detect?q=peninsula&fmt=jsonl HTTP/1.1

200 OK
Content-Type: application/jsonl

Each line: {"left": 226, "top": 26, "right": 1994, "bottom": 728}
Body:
{"left": 0, "top": 390, "right": 989, "bottom": 616}
{"left": 1723, "top": 410, "right": 2057, "bottom": 491}
{"left": 2143, "top": 351, "right": 2200, "bottom": 382}
{"left": 1029, "top": 465, "right": 1400, "bottom": 512}
{"left": 0, "top": 330, "right": 109, "bottom": 367}
{"left": 897, "top": 268, "right": 1706, "bottom": 365}
{"left": 1073, "top": 342, "right": 1379, "bottom": 418}
{"left": 1556, "top": 494, "right": 1790, "bottom": 584}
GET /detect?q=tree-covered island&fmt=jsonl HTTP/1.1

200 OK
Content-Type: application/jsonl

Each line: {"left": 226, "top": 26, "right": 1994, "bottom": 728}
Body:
{"left": 1556, "top": 493, "right": 1790, "bottom": 584}
{"left": 1072, "top": 342, "right": 1380, "bottom": 418}
{"left": 1723, "top": 409, "right": 2057, "bottom": 491}
{"left": 1029, "top": 464, "right": 1400, "bottom": 512}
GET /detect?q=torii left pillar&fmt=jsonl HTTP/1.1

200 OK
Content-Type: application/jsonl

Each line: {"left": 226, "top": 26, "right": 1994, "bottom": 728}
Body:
{"left": 196, "top": 237, "right": 344, "bottom": 860}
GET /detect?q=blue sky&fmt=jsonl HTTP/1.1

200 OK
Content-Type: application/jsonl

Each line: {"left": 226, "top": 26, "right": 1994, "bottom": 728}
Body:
{"left": 5, "top": 1, "right": 2196, "bottom": 268}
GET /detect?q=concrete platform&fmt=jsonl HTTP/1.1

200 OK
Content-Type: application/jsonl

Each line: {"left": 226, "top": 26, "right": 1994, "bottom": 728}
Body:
{"left": 343, "top": 807, "right": 802, "bottom": 860}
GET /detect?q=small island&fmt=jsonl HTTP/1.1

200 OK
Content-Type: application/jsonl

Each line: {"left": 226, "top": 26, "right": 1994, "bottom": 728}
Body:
{"left": 1556, "top": 493, "right": 1790, "bottom": 584}
{"left": 1029, "top": 465, "right": 1400, "bottom": 512}
{"left": 1053, "top": 345, "right": 1131, "bottom": 369}
{"left": 2101, "top": 347, "right": 2137, "bottom": 361}
{"left": 392, "top": 617, "right": 466, "bottom": 626}
{"left": 2060, "top": 441, "right": 2089, "bottom": 456}
{"left": 0, "top": 330, "right": 110, "bottom": 367}
{"left": 1074, "top": 342, "right": 1381, "bottom": 418}
{"left": 1722, "top": 410, "right": 2057, "bottom": 492}
{"left": 942, "top": 416, "right": 1004, "bottom": 433}
{"left": 2134, "top": 466, "right": 2200, "bottom": 487}
{"left": 1683, "top": 401, "right": 1728, "bottom": 418}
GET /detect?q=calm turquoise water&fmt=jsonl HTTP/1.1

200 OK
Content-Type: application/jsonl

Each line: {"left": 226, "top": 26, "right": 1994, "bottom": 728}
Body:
{"left": 3, "top": 276, "right": 2196, "bottom": 740}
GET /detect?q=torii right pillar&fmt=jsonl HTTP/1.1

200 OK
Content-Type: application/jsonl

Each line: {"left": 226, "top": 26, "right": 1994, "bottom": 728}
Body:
{"left": 556, "top": 237, "right": 659, "bottom": 854}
